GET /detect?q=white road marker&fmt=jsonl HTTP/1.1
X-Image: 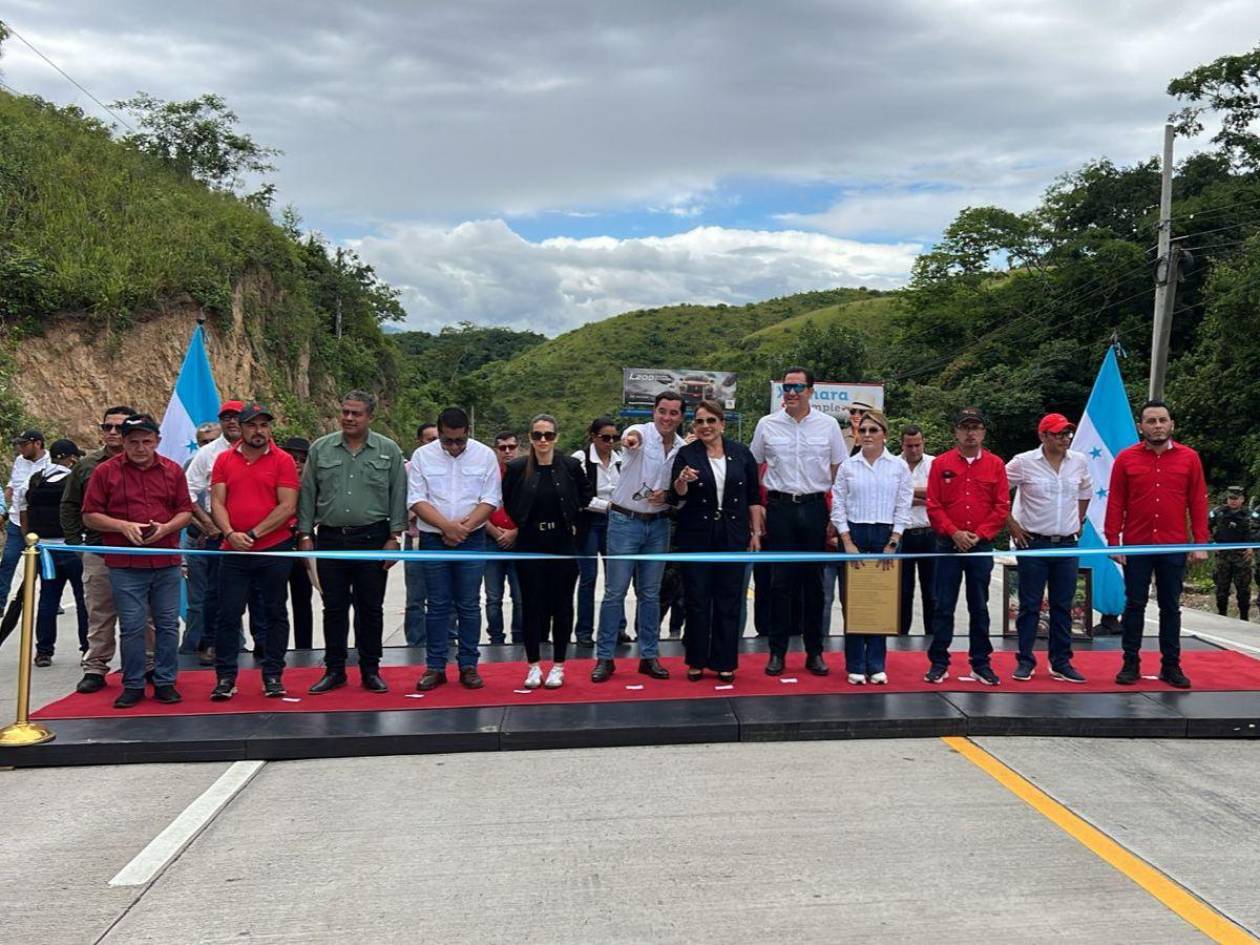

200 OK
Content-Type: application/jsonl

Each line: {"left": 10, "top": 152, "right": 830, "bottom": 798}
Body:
{"left": 109, "top": 760, "right": 265, "bottom": 887}
{"left": 1190, "top": 631, "right": 1260, "bottom": 656}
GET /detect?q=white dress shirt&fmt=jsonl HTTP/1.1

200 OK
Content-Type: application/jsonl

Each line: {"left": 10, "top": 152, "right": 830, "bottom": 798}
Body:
{"left": 7, "top": 451, "right": 51, "bottom": 528}
{"left": 185, "top": 435, "right": 233, "bottom": 511}
{"left": 899, "top": 453, "right": 935, "bottom": 530}
{"left": 1006, "top": 446, "right": 1093, "bottom": 536}
{"left": 572, "top": 445, "right": 622, "bottom": 513}
{"left": 609, "top": 422, "right": 682, "bottom": 514}
{"left": 750, "top": 408, "right": 847, "bottom": 495}
{"left": 407, "top": 438, "right": 502, "bottom": 533}
{"left": 830, "top": 448, "right": 913, "bottom": 532}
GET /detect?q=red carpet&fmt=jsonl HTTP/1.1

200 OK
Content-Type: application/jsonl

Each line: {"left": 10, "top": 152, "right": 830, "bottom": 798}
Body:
{"left": 32, "top": 649, "right": 1260, "bottom": 720}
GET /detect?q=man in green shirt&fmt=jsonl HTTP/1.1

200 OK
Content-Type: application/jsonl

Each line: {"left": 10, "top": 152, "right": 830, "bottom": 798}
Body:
{"left": 297, "top": 389, "right": 407, "bottom": 694}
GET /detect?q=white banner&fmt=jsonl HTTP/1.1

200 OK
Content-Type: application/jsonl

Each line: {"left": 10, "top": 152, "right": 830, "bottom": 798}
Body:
{"left": 768, "top": 381, "right": 884, "bottom": 418}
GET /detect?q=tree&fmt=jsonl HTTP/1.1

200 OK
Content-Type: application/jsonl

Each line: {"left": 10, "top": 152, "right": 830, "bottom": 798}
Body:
{"left": 1168, "top": 45, "right": 1260, "bottom": 169}
{"left": 112, "top": 92, "right": 281, "bottom": 203}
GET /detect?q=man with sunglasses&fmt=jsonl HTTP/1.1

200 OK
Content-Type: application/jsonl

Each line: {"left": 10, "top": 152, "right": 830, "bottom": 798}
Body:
{"left": 750, "top": 367, "right": 847, "bottom": 677}
{"left": 483, "top": 430, "right": 524, "bottom": 645}
{"left": 1006, "top": 413, "right": 1092, "bottom": 683}
{"left": 61, "top": 404, "right": 157, "bottom": 694}
{"left": 298, "top": 390, "right": 408, "bottom": 694}
{"left": 592, "top": 390, "right": 685, "bottom": 682}
{"left": 410, "top": 406, "right": 501, "bottom": 691}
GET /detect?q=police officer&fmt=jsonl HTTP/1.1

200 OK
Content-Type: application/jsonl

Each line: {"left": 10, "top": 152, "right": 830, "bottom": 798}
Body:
{"left": 1211, "top": 486, "right": 1253, "bottom": 620}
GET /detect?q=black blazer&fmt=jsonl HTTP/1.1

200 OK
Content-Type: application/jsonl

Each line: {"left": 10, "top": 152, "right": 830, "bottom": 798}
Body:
{"left": 502, "top": 454, "right": 594, "bottom": 537}
{"left": 667, "top": 437, "right": 762, "bottom": 551}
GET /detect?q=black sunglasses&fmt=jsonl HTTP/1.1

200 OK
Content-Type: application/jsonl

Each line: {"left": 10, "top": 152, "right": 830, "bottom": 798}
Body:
{"left": 530, "top": 430, "right": 558, "bottom": 442}
{"left": 596, "top": 434, "right": 621, "bottom": 443}
{"left": 100, "top": 423, "right": 124, "bottom": 432}
{"left": 693, "top": 416, "right": 721, "bottom": 426}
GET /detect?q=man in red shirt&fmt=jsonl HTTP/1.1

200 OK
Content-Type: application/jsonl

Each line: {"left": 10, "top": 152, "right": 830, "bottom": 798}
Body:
{"left": 82, "top": 414, "right": 194, "bottom": 708}
{"left": 208, "top": 402, "right": 300, "bottom": 699}
{"left": 1105, "top": 400, "right": 1209, "bottom": 688}
{"left": 924, "top": 408, "right": 1010, "bottom": 685}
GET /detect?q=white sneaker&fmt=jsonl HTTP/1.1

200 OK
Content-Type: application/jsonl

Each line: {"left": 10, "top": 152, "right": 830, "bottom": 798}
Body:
{"left": 869, "top": 672, "right": 888, "bottom": 685}
{"left": 544, "top": 664, "right": 565, "bottom": 689}
{"left": 846, "top": 673, "right": 867, "bottom": 685}
{"left": 524, "top": 665, "right": 543, "bottom": 689}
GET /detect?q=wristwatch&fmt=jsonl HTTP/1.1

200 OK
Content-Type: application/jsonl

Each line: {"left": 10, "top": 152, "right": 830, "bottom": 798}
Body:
{"left": 886, "top": 539, "right": 900, "bottom": 550}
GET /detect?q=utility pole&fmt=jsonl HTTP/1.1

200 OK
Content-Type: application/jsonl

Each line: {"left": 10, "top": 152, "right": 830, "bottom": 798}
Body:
{"left": 1149, "top": 123, "right": 1176, "bottom": 400}
{"left": 334, "top": 247, "right": 344, "bottom": 340}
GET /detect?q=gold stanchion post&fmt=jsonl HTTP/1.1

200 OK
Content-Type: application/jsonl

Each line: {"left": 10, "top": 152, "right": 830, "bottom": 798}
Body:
{"left": 0, "top": 533, "right": 55, "bottom": 746}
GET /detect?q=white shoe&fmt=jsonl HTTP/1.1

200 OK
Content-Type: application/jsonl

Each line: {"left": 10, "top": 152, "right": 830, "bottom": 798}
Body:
{"left": 524, "top": 665, "right": 543, "bottom": 689}
{"left": 846, "top": 673, "right": 866, "bottom": 685}
{"left": 869, "top": 672, "right": 888, "bottom": 685}
{"left": 544, "top": 664, "right": 565, "bottom": 689}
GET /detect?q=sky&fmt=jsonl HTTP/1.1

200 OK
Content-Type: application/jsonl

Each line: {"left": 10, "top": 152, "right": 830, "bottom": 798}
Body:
{"left": 2, "top": 0, "right": 1258, "bottom": 334}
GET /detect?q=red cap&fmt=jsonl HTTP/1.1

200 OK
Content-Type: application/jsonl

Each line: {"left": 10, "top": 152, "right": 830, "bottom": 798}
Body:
{"left": 218, "top": 400, "right": 245, "bottom": 417}
{"left": 1038, "top": 413, "right": 1075, "bottom": 435}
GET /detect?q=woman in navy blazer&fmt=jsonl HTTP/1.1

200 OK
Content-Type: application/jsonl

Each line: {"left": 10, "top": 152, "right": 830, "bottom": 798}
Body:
{"left": 668, "top": 400, "right": 764, "bottom": 681}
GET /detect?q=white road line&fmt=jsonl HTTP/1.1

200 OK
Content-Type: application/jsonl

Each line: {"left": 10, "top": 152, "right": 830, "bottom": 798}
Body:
{"left": 109, "top": 760, "right": 265, "bottom": 887}
{"left": 1190, "top": 631, "right": 1260, "bottom": 656}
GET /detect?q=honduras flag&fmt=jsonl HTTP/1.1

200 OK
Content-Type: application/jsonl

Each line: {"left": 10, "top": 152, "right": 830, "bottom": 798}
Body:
{"left": 158, "top": 324, "right": 221, "bottom": 464}
{"left": 1073, "top": 345, "right": 1137, "bottom": 614}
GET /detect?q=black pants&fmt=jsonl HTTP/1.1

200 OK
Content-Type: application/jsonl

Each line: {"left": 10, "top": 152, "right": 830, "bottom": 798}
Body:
{"left": 660, "top": 563, "right": 686, "bottom": 634}
{"left": 316, "top": 524, "right": 390, "bottom": 674}
{"left": 286, "top": 557, "right": 314, "bottom": 649}
{"left": 682, "top": 540, "right": 741, "bottom": 672}
{"left": 898, "top": 528, "right": 936, "bottom": 634}
{"left": 516, "top": 557, "right": 578, "bottom": 663}
{"left": 766, "top": 497, "right": 827, "bottom": 656}
{"left": 1122, "top": 552, "right": 1186, "bottom": 666}
{"left": 214, "top": 539, "right": 295, "bottom": 678}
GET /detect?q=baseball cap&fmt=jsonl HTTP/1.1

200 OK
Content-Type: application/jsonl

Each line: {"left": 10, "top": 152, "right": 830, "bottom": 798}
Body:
{"left": 281, "top": 436, "right": 310, "bottom": 455}
{"left": 1228, "top": 485, "right": 1245, "bottom": 497}
{"left": 1037, "top": 413, "right": 1076, "bottom": 435}
{"left": 49, "top": 438, "right": 85, "bottom": 459}
{"left": 120, "top": 414, "right": 161, "bottom": 437}
{"left": 10, "top": 429, "right": 44, "bottom": 444}
{"left": 218, "top": 400, "right": 245, "bottom": 418}
{"left": 237, "top": 401, "right": 274, "bottom": 424}
{"left": 953, "top": 407, "right": 989, "bottom": 428}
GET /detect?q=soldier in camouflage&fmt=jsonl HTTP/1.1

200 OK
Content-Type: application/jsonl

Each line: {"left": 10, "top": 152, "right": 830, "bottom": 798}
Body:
{"left": 1211, "top": 486, "right": 1253, "bottom": 619}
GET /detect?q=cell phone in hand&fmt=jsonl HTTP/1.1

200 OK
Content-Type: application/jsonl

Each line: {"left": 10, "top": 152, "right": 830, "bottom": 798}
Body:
{"left": 140, "top": 523, "right": 158, "bottom": 540}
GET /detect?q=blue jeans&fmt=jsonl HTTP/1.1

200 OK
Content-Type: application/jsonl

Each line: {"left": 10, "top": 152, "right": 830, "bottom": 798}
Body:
{"left": 596, "top": 511, "right": 670, "bottom": 660}
{"left": 180, "top": 533, "right": 220, "bottom": 652}
{"left": 403, "top": 533, "right": 427, "bottom": 646}
{"left": 1122, "top": 552, "right": 1187, "bottom": 665}
{"left": 35, "top": 548, "right": 88, "bottom": 657}
{"left": 422, "top": 530, "right": 487, "bottom": 670}
{"left": 0, "top": 520, "right": 24, "bottom": 601}
{"left": 1015, "top": 537, "right": 1078, "bottom": 669}
{"left": 842, "top": 523, "right": 891, "bottom": 675}
{"left": 576, "top": 515, "right": 624, "bottom": 641}
{"left": 484, "top": 556, "right": 522, "bottom": 644}
{"left": 108, "top": 566, "right": 181, "bottom": 690}
{"left": 927, "top": 538, "right": 995, "bottom": 669}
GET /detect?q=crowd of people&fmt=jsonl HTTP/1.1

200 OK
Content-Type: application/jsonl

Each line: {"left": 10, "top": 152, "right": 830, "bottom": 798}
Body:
{"left": 0, "top": 365, "right": 1223, "bottom": 708}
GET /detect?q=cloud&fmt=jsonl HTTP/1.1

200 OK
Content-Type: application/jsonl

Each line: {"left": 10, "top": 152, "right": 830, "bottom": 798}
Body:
{"left": 349, "top": 221, "right": 919, "bottom": 333}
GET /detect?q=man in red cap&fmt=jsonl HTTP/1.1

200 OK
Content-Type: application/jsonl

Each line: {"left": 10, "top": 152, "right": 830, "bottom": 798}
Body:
{"left": 1006, "top": 413, "right": 1093, "bottom": 683}
{"left": 183, "top": 400, "right": 243, "bottom": 659}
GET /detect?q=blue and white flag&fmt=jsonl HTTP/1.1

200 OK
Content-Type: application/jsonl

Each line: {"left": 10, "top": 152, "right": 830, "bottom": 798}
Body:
{"left": 1073, "top": 345, "right": 1137, "bottom": 614}
{"left": 158, "top": 325, "right": 221, "bottom": 464}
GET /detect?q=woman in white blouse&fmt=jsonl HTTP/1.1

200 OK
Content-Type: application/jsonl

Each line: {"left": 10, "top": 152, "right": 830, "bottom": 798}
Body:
{"left": 830, "top": 410, "right": 912, "bottom": 684}
{"left": 572, "top": 417, "right": 623, "bottom": 646}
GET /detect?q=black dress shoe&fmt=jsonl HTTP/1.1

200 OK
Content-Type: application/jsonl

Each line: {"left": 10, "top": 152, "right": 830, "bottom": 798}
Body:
{"left": 575, "top": 636, "right": 595, "bottom": 648}
{"left": 591, "top": 658, "right": 615, "bottom": 683}
{"left": 805, "top": 654, "right": 830, "bottom": 676}
{"left": 765, "top": 653, "right": 785, "bottom": 676}
{"left": 308, "top": 672, "right": 348, "bottom": 694}
{"left": 417, "top": 669, "right": 447, "bottom": 691}
{"left": 76, "top": 673, "right": 106, "bottom": 694}
{"left": 1159, "top": 664, "right": 1192, "bottom": 689}
{"left": 361, "top": 672, "right": 388, "bottom": 693}
{"left": 153, "top": 684, "right": 182, "bottom": 704}
{"left": 638, "top": 658, "right": 670, "bottom": 679}
{"left": 113, "top": 687, "right": 145, "bottom": 709}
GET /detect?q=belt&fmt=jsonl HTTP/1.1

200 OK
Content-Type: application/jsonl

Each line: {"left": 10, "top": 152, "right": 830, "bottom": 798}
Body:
{"left": 903, "top": 526, "right": 933, "bottom": 536}
{"left": 766, "top": 490, "right": 825, "bottom": 504}
{"left": 610, "top": 503, "right": 665, "bottom": 521}
{"left": 317, "top": 521, "right": 390, "bottom": 537}
{"left": 1026, "top": 532, "right": 1078, "bottom": 544}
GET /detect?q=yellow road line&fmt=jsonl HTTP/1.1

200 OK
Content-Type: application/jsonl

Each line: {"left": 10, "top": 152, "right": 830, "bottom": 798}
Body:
{"left": 942, "top": 736, "right": 1259, "bottom": 945}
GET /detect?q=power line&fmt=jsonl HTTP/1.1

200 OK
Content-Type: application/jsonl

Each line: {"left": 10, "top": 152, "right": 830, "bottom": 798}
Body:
{"left": 4, "top": 23, "right": 133, "bottom": 131}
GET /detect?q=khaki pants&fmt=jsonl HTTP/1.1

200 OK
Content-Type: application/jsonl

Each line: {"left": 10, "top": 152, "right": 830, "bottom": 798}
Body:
{"left": 81, "top": 552, "right": 154, "bottom": 675}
